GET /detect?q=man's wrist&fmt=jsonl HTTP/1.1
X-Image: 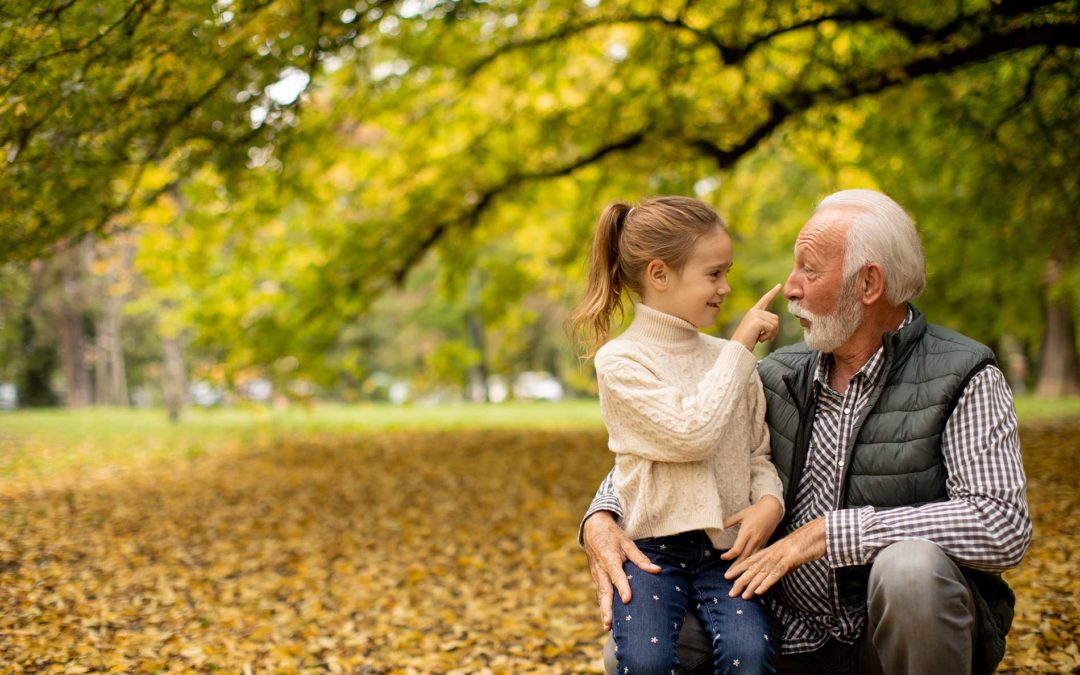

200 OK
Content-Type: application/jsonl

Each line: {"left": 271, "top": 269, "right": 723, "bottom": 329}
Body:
{"left": 584, "top": 509, "right": 616, "bottom": 529}
{"left": 579, "top": 509, "right": 618, "bottom": 548}
{"left": 825, "top": 507, "right": 871, "bottom": 567}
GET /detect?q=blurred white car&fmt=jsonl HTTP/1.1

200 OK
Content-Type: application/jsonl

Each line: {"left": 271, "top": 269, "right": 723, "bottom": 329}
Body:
{"left": 512, "top": 371, "right": 564, "bottom": 401}
{"left": 0, "top": 383, "right": 17, "bottom": 410}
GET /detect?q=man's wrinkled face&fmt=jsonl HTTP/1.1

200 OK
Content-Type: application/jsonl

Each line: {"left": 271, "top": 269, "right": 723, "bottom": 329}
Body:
{"left": 784, "top": 209, "right": 864, "bottom": 353}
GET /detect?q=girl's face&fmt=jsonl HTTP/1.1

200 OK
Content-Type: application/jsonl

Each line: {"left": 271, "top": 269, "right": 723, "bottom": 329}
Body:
{"left": 653, "top": 228, "right": 734, "bottom": 328}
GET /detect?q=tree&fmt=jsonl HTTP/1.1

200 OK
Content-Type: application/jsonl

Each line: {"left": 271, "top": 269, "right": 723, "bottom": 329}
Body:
{"left": 3, "top": 0, "right": 1078, "bottom": 399}
{"left": 851, "top": 46, "right": 1080, "bottom": 394}
{"left": 331, "top": 0, "right": 1078, "bottom": 298}
{"left": 0, "top": 0, "right": 391, "bottom": 260}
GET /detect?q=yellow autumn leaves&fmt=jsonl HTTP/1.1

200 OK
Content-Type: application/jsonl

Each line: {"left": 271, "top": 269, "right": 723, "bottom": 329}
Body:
{"left": 1, "top": 431, "right": 610, "bottom": 673}
{"left": 1, "top": 423, "right": 1076, "bottom": 672}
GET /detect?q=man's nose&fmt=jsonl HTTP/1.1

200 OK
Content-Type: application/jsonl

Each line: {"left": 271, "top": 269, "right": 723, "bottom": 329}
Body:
{"left": 783, "top": 271, "right": 800, "bottom": 300}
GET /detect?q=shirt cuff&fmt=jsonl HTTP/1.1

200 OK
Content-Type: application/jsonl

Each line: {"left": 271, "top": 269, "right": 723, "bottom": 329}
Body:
{"left": 577, "top": 497, "right": 624, "bottom": 548}
{"left": 825, "top": 506, "right": 874, "bottom": 568}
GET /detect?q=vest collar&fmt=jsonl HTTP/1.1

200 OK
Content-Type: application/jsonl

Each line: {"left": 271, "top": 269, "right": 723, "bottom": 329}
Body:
{"left": 881, "top": 304, "right": 928, "bottom": 377}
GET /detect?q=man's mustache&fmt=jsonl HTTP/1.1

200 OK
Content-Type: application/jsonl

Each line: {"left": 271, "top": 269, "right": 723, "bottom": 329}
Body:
{"left": 788, "top": 301, "right": 814, "bottom": 321}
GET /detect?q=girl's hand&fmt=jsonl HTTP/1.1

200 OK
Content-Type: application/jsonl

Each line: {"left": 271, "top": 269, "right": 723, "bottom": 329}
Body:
{"left": 719, "top": 495, "right": 784, "bottom": 564}
{"left": 731, "top": 284, "right": 782, "bottom": 352}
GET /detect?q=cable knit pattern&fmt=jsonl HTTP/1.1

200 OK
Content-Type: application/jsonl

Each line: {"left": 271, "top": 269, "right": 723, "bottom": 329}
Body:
{"left": 595, "top": 303, "right": 785, "bottom": 550}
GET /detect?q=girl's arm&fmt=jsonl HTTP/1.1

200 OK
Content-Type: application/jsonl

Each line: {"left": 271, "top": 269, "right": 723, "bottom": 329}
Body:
{"left": 747, "top": 371, "right": 785, "bottom": 509}
{"left": 719, "top": 373, "right": 786, "bottom": 563}
{"left": 597, "top": 342, "right": 757, "bottom": 463}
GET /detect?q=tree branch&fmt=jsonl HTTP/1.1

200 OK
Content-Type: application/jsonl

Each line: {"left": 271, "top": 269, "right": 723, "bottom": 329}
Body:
{"left": 390, "top": 129, "right": 650, "bottom": 284}
{"left": 1, "top": 0, "right": 147, "bottom": 97}
{"left": 689, "top": 20, "right": 1080, "bottom": 172}
{"left": 402, "top": 16, "right": 1080, "bottom": 282}
{"left": 464, "top": 13, "right": 727, "bottom": 79}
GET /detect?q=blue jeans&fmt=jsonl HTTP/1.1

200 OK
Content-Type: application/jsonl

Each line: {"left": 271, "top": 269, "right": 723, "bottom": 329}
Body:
{"left": 612, "top": 531, "right": 775, "bottom": 675}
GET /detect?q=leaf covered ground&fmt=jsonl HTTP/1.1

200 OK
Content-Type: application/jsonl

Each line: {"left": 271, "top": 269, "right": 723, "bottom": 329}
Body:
{"left": 1, "top": 422, "right": 1076, "bottom": 673}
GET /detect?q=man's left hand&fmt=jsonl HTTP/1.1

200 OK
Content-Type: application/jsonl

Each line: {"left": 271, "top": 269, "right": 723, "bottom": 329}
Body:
{"left": 724, "top": 516, "right": 827, "bottom": 599}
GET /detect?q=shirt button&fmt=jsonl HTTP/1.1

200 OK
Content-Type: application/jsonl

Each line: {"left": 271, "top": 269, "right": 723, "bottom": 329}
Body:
{"left": 843, "top": 408, "right": 851, "bottom": 415}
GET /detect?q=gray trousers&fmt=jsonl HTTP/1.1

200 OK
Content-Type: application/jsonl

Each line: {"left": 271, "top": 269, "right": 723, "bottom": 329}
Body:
{"left": 602, "top": 540, "right": 977, "bottom": 675}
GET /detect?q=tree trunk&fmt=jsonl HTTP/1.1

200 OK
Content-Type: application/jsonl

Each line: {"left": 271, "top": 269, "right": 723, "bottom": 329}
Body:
{"left": 1034, "top": 295, "right": 1080, "bottom": 397}
{"left": 107, "top": 293, "right": 128, "bottom": 406}
{"left": 58, "top": 250, "right": 91, "bottom": 407}
{"left": 94, "top": 324, "right": 109, "bottom": 404}
{"left": 94, "top": 292, "right": 127, "bottom": 406}
{"left": 162, "top": 335, "right": 186, "bottom": 422}
{"left": 466, "top": 312, "right": 488, "bottom": 402}
{"left": 465, "top": 268, "right": 488, "bottom": 402}
{"left": 1034, "top": 257, "right": 1080, "bottom": 397}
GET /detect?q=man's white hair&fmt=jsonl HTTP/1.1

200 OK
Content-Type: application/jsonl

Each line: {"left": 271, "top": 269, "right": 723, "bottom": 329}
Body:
{"left": 816, "top": 189, "right": 926, "bottom": 306}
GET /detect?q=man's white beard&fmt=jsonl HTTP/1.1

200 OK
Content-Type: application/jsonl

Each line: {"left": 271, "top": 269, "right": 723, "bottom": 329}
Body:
{"left": 789, "top": 277, "right": 863, "bottom": 353}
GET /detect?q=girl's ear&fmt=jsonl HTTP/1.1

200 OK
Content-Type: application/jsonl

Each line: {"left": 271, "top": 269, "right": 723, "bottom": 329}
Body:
{"left": 645, "top": 258, "right": 669, "bottom": 291}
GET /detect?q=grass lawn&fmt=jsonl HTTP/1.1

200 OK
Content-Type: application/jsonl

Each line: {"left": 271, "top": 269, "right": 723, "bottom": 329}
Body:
{"left": 0, "top": 400, "right": 603, "bottom": 479}
{"left": 2, "top": 396, "right": 1078, "bottom": 480}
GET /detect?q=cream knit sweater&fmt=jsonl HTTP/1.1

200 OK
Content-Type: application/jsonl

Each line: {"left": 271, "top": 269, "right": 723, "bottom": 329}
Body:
{"left": 595, "top": 303, "right": 784, "bottom": 550}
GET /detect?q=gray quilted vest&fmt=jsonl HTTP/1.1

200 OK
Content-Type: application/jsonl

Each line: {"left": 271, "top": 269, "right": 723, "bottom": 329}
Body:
{"left": 757, "top": 305, "right": 1013, "bottom": 674}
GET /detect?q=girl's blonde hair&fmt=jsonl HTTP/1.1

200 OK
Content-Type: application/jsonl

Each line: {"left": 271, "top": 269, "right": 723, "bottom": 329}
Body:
{"left": 569, "top": 196, "right": 728, "bottom": 357}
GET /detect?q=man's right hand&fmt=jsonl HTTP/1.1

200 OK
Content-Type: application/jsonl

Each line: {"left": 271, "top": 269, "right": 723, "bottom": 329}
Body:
{"left": 582, "top": 511, "right": 662, "bottom": 630}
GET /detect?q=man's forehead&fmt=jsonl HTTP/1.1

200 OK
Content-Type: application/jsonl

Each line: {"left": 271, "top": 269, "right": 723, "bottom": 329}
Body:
{"left": 796, "top": 206, "right": 857, "bottom": 249}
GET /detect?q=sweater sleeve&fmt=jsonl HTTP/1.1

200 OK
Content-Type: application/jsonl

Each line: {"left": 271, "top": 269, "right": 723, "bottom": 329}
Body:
{"left": 596, "top": 342, "right": 758, "bottom": 463}
{"left": 746, "top": 369, "right": 785, "bottom": 514}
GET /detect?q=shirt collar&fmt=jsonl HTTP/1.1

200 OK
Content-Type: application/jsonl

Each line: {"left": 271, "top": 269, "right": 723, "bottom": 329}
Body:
{"left": 813, "top": 307, "right": 914, "bottom": 389}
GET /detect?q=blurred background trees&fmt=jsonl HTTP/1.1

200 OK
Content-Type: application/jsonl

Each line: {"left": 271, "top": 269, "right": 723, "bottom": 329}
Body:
{"left": 1, "top": 0, "right": 1077, "bottom": 410}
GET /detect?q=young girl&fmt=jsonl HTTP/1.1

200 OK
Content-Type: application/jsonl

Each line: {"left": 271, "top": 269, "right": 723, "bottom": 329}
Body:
{"left": 571, "top": 196, "right": 785, "bottom": 675}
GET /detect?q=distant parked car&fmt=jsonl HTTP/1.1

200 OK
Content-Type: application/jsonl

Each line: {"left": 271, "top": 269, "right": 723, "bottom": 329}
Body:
{"left": 0, "top": 383, "right": 17, "bottom": 410}
{"left": 188, "top": 380, "right": 224, "bottom": 407}
{"left": 239, "top": 378, "right": 273, "bottom": 403}
{"left": 512, "top": 371, "right": 564, "bottom": 401}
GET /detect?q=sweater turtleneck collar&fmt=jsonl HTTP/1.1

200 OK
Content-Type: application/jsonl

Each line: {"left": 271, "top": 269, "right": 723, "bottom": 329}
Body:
{"left": 622, "top": 303, "right": 703, "bottom": 350}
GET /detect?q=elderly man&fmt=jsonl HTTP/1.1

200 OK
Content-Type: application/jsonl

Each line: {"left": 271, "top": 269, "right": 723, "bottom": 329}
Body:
{"left": 581, "top": 190, "right": 1031, "bottom": 675}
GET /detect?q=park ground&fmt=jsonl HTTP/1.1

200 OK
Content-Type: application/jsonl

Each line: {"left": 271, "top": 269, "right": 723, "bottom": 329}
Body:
{"left": 1, "top": 400, "right": 1078, "bottom": 673}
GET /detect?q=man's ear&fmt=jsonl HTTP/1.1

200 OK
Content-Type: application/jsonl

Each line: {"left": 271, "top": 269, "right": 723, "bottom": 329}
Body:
{"left": 645, "top": 258, "right": 669, "bottom": 291}
{"left": 859, "top": 263, "right": 887, "bottom": 304}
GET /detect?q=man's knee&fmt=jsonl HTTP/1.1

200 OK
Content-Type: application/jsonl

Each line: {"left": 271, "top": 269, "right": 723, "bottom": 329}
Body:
{"left": 864, "top": 539, "right": 977, "bottom": 673}
{"left": 867, "top": 539, "right": 974, "bottom": 620}
{"left": 870, "top": 541, "right": 952, "bottom": 594}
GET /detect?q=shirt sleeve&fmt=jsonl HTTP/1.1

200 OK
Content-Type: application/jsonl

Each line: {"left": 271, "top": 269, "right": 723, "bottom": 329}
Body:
{"left": 825, "top": 365, "right": 1032, "bottom": 572}
{"left": 596, "top": 342, "right": 758, "bottom": 462}
{"left": 577, "top": 467, "right": 622, "bottom": 547}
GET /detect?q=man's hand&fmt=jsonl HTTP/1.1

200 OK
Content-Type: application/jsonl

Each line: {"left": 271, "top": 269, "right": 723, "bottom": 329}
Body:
{"left": 720, "top": 495, "right": 785, "bottom": 564}
{"left": 724, "top": 516, "right": 826, "bottom": 599}
{"left": 582, "top": 512, "right": 662, "bottom": 630}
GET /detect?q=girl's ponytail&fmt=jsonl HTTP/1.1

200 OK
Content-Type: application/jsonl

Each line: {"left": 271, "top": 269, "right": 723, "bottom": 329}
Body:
{"left": 569, "top": 201, "right": 632, "bottom": 358}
